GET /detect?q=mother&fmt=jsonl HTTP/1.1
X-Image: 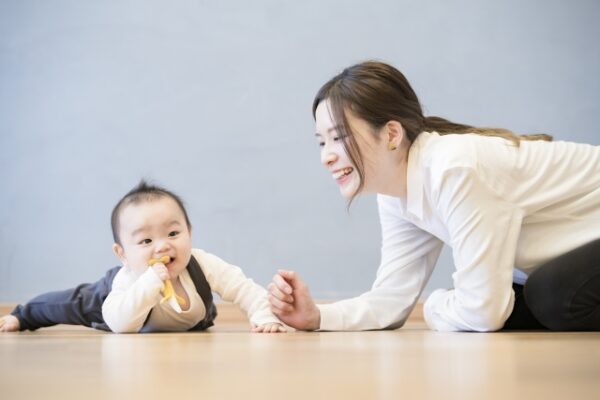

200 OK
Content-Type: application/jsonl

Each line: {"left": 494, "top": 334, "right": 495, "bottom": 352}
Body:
{"left": 269, "top": 61, "right": 600, "bottom": 332}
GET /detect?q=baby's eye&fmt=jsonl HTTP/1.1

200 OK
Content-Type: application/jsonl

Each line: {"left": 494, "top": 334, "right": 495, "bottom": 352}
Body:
{"left": 168, "top": 231, "right": 179, "bottom": 237}
{"left": 138, "top": 238, "right": 152, "bottom": 245}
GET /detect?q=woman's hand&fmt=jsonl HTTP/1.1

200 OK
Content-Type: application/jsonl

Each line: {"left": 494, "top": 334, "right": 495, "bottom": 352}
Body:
{"left": 268, "top": 270, "right": 321, "bottom": 331}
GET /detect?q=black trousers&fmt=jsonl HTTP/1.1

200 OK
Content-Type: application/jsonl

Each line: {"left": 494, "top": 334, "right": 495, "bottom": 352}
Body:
{"left": 503, "top": 238, "right": 600, "bottom": 331}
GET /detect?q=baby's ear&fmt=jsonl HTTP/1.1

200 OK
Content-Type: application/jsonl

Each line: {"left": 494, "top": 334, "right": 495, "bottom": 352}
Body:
{"left": 112, "top": 243, "right": 127, "bottom": 265}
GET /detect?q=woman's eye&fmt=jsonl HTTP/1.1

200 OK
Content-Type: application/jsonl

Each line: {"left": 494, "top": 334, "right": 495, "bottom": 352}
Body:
{"left": 318, "top": 142, "right": 325, "bottom": 147}
{"left": 168, "top": 231, "right": 179, "bottom": 237}
{"left": 138, "top": 238, "right": 152, "bottom": 245}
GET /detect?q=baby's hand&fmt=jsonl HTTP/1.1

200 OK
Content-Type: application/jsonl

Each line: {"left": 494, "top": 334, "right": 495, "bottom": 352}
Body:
{"left": 0, "top": 315, "right": 20, "bottom": 332}
{"left": 151, "top": 263, "right": 169, "bottom": 281}
{"left": 251, "top": 323, "right": 287, "bottom": 333}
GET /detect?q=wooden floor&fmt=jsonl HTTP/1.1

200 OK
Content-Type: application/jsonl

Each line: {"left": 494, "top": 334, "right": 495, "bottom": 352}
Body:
{"left": 1, "top": 304, "right": 599, "bottom": 400}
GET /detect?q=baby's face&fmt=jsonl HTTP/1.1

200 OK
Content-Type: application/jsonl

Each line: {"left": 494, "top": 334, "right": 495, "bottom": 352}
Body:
{"left": 114, "top": 196, "right": 192, "bottom": 279}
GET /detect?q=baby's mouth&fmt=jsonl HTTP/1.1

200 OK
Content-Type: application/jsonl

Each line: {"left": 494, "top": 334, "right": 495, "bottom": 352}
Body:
{"left": 149, "top": 255, "right": 174, "bottom": 267}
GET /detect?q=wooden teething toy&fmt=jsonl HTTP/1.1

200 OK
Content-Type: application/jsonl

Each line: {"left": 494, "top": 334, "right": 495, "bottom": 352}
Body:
{"left": 148, "top": 256, "right": 186, "bottom": 307}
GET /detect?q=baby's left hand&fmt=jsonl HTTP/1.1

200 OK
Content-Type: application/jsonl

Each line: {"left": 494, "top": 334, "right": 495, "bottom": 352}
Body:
{"left": 251, "top": 323, "right": 287, "bottom": 333}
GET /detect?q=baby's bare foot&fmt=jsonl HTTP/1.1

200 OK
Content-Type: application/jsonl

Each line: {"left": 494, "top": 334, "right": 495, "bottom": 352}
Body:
{"left": 0, "top": 315, "right": 20, "bottom": 332}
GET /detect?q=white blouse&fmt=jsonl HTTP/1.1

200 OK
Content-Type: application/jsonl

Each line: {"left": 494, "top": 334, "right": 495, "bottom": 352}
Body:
{"left": 317, "top": 131, "right": 600, "bottom": 332}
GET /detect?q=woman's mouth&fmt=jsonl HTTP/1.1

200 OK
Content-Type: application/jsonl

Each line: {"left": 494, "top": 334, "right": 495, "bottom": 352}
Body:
{"left": 332, "top": 167, "right": 354, "bottom": 184}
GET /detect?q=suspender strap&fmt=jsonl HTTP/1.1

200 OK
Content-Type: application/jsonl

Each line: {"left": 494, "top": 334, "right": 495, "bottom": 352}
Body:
{"left": 186, "top": 255, "right": 218, "bottom": 331}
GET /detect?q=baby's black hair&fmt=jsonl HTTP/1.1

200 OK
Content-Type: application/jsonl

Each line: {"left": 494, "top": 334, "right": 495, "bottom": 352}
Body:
{"left": 111, "top": 180, "right": 191, "bottom": 245}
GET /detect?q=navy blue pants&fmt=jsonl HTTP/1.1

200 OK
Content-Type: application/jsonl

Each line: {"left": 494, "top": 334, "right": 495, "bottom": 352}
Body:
{"left": 503, "top": 238, "right": 600, "bottom": 331}
{"left": 11, "top": 267, "right": 119, "bottom": 331}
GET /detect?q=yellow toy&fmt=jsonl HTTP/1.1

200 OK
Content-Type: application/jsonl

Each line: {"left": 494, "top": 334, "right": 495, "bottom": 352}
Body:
{"left": 148, "top": 256, "right": 186, "bottom": 307}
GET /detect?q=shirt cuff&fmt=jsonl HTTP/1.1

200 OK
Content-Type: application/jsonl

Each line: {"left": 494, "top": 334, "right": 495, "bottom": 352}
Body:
{"left": 249, "top": 308, "right": 282, "bottom": 326}
{"left": 316, "top": 303, "right": 343, "bottom": 331}
{"left": 139, "top": 268, "right": 166, "bottom": 291}
{"left": 423, "top": 288, "right": 457, "bottom": 331}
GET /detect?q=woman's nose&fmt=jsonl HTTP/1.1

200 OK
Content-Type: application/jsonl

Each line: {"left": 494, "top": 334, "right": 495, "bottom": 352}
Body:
{"left": 321, "top": 147, "right": 337, "bottom": 167}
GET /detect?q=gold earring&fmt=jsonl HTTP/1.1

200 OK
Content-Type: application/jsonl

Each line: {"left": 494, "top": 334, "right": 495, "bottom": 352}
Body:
{"left": 388, "top": 143, "right": 397, "bottom": 151}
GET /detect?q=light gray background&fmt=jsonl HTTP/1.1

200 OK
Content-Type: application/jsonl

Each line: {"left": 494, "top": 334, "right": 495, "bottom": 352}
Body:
{"left": 1, "top": 0, "right": 599, "bottom": 303}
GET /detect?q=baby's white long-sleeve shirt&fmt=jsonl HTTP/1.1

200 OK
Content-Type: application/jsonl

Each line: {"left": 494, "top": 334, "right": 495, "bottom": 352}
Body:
{"left": 102, "top": 248, "right": 279, "bottom": 333}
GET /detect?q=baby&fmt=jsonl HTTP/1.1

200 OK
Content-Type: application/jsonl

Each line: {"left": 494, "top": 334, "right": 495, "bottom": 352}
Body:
{"left": 0, "top": 180, "right": 285, "bottom": 333}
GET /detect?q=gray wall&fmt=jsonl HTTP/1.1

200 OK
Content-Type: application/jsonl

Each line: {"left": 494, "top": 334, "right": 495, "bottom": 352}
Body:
{"left": 1, "top": 0, "right": 599, "bottom": 303}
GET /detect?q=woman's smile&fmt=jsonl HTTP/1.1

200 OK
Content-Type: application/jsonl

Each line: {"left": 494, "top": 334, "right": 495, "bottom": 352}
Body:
{"left": 332, "top": 167, "right": 354, "bottom": 185}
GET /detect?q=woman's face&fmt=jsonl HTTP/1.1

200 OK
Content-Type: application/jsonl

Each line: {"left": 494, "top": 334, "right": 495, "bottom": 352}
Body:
{"left": 315, "top": 100, "right": 390, "bottom": 198}
{"left": 315, "top": 100, "right": 360, "bottom": 198}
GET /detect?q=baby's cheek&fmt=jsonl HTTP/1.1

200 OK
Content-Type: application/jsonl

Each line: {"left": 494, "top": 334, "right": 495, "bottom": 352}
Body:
{"left": 130, "top": 258, "right": 151, "bottom": 275}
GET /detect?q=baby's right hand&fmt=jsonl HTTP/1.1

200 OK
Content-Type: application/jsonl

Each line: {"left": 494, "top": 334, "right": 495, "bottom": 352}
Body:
{"left": 0, "top": 315, "right": 20, "bottom": 332}
{"left": 151, "top": 263, "right": 169, "bottom": 281}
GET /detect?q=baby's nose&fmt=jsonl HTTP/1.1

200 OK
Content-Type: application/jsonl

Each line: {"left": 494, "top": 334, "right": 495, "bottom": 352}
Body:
{"left": 155, "top": 240, "right": 172, "bottom": 253}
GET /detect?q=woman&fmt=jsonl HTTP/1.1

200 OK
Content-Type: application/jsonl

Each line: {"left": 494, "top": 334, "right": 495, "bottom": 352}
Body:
{"left": 268, "top": 61, "right": 600, "bottom": 332}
